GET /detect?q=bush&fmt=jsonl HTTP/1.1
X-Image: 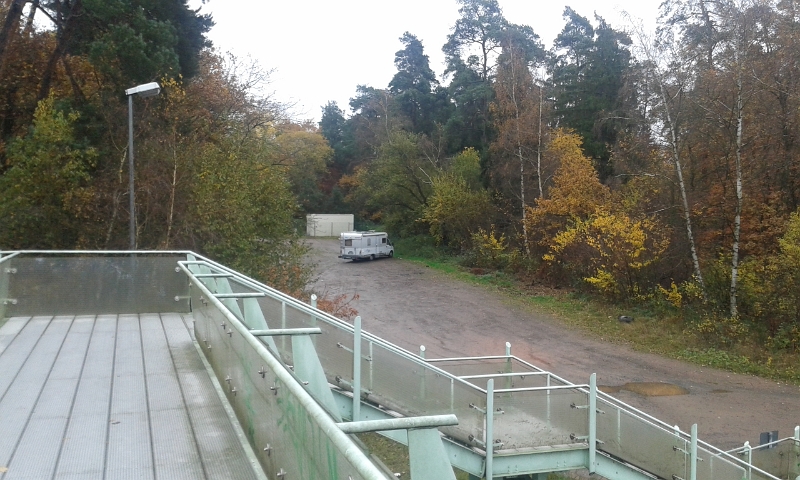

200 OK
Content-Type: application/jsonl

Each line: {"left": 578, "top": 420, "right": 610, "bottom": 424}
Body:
{"left": 467, "top": 227, "right": 518, "bottom": 270}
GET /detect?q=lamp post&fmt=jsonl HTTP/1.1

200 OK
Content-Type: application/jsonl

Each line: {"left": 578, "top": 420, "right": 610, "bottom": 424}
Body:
{"left": 125, "top": 81, "right": 161, "bottom": 250}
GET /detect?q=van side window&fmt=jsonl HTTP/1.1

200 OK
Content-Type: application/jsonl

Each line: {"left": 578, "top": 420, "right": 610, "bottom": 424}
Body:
{"left": 345, "top": 239, "right": 352, "bottom": 246}
{"left": 367, "top": 238, "right": 371, "bottom": 246}
{"left": 382, "top": 238, "right": 387, "bottom": 244}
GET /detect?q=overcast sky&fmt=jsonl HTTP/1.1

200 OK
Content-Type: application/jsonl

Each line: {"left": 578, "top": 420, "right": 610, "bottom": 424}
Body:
{"left": 188, "top": 0, "right": 659, "bottom": 122}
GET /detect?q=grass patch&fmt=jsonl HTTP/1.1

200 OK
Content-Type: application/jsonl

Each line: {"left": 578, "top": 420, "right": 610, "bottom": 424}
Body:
{"left": 395, "top": 240, "right": 800, "bottom": 385}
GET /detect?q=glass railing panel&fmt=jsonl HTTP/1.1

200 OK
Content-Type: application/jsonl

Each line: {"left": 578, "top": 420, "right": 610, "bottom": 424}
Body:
{"left": 597, "top": 396, "right": 687, "bottom": 479}
{"left": 492, "top": 387, "right": 588, "bottom": 449}
{"left": 696, "top": 447, "right": 747, "bottom": 480}
{"left": 5, "top": 254, "right": 189, "bottom": 316}
{"left": 0, "top": 255, "right": 11, "bottom": 320}
{"left": 193, "top": 297, "right": 379, "bottom": 480}
{"left": 366, "top": 340, "right": 486, "bottom": 446}
{"left": 747, "top": 441, "right": 800, "bottom": 479}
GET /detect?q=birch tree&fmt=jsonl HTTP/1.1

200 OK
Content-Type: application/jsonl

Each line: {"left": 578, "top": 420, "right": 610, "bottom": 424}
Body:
{"left": 627, "top": 16, "right": 708, "bottom": 298}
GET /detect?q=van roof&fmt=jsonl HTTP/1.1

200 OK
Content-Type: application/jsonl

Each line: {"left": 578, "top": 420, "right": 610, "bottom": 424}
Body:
{"left": 340, "top": 231, "right": 387, "bottom": 237}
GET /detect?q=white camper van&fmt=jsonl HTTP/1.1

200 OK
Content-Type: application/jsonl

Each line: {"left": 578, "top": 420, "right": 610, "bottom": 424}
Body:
{"left": 338, "top": 231, "right": 394, "bottom": 261}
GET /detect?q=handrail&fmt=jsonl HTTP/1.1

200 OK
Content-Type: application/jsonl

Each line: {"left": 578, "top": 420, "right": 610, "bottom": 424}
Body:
{"left": 178, "top": 261, "right": 390, "bottom": 480}
{"left": 178, "top": 258, "right": 483, "bottom": 394}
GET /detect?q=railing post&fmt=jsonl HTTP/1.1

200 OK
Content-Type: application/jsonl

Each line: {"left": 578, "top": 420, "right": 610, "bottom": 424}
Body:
{"left": 309, "top": 294, "right": 318, "bottom": 346}
{"left": 419, "top": 345, "right": 426, "bottom": 401}
{"left": 280, "top": 301, "right": 287, "bottom": 353}
{"left": 546, "top": 373, "right": 551, "bottom": 426}
{"left": 504, "top": 342, "right": 512, "bottom": 391}
{"left": 353, "top": 316, "right": 362, "bottom": 421}
{"left": 486, "top": 378, "right": 494, "bottom": 480}
{"left": 794, "top": 426, "right": 799, "bottom": 479}
{"left": 690, "top": 423, "right": 698, "bottom": 480}
{"left": 589, "top": 373, "right": 597, "bottom": 474}
{"left": 742, "top": 441, "right": 752, "bottom": 480}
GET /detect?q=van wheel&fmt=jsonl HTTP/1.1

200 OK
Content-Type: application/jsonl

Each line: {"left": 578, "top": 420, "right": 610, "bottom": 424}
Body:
{"left": 370, "top": 254, "right": 375, "bottom": 261}
{"left": 389, "top": 250, "right": 394, "bottom": 258}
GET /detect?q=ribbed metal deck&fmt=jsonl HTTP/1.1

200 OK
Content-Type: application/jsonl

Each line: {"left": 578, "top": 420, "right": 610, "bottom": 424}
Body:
{"left": 0, "top": 313, "right": 263, "bottom": 480}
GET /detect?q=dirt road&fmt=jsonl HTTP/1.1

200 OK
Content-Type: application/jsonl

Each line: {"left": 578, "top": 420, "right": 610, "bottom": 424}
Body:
{"left": 307, "top": 238, "right": 799, "bottom": 449}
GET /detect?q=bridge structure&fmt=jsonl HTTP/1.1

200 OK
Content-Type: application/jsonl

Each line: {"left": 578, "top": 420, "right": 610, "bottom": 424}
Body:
{"left": 0, "top": 250, "right": 798, "bottom": 480}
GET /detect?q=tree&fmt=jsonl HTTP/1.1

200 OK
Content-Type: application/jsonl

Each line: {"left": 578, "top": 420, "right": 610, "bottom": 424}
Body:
{"left": 423, "top": 171, "right": 494, "bottom": 249}
{"left": 0, "top": 96, "right": 98, "bottom": 248}
{"left": 442, "top": 0, "right": 508, "bottom": 149}
{"left": 268, "top": 124, "right": 333, "bottom": 214}
{"left": 389, "top": 32, "right": 439, "bottom": 134}
{"left": 423, "top": 148, "right": 494, "bottom": 248}
{"left": 343, "top": 131, "right": 438, "bottom": 236}
{"left": 524, "top": 129, "right": 610, "bottom": 253}
{"left": 549, "top": 8, "right": 632, "bottom": 180}
{"left": 627, "top": 14, "right": 708, "bottom": 299}
{"left": 490, "top": 28, "right": 546, "bottom": 254}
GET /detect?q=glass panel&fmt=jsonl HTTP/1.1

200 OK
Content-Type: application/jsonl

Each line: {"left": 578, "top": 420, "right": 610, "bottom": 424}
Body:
{"left": 749, "top": 441, "right": 800, "bottom": 479}
{"left": 597, "top": 396, "right": 687, "bottom": 479}
{"left": 492, "top": 388, "right": 588, "bottom": 449}
{"left": 696, "top": 446, "right": 747, "bottom": 480}
{"left": 366, "top": 340, "right": 486, "bottom": 446}
{"left": 191, "top": 298, "right": 376, "bottom": 479}
{"left": 0, "top": 256, "right": 10, "bottom": 320}
{"left": 6, "top": 254, "right": 189, "bottom": 316}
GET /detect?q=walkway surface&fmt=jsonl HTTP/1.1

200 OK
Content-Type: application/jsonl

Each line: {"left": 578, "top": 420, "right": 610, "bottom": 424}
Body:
{"left": 0, "top": 313, "right": 263, "bottom": 480}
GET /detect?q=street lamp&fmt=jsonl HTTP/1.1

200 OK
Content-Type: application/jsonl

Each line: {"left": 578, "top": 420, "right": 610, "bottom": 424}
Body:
{"left": 125, "top": 81, "right": 160, "bottom": 250}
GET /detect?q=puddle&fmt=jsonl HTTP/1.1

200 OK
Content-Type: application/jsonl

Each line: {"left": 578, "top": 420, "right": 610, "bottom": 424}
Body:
{"left": 710, "top": 389, "right": 731, "bottom": 394}
{"left": 598, "top": 382, "right": 689, "bottom": 397}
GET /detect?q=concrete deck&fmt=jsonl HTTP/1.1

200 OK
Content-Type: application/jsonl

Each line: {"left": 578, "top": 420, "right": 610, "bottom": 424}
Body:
{"left": 0, "top": 313, "right": 263, "bottom": 480}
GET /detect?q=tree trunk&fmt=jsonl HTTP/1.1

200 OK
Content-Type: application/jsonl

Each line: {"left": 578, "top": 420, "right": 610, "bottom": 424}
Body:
{"left": 730, "top": 49, "right": 745, "bottom": 318}
{"left": 38, "top": 0, "right": 82, "bottom": 101}
{"left": 659, "top": 81, "right": 707, "bottom": 298}
{"left": 0, "top": 0, "right": 26, "bottom": 76}
{"left": 537, "top": 82, "right": 543, "bottom": 199}
{"left": 22, "top": 0, "right": 38, "bottom": 35}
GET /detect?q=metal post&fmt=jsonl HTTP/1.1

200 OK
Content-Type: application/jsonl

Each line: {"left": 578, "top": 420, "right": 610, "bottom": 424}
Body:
{"left": 309, "top": 294, "right": 318, "bottom": 346}
{"left": 504, "top": 342, "right": 512, "bottom": 391}
{"left": 353, "top": 316, "right": 362, "bottom": 421}
{"left": 589, "top": 373, "right": 597, "bottom": 474}
{"left": 742, "top": 441, "right": 752, "bottom": 480}
{"left": 127, "top": 94, "right": 135, "bottom": 250}
{"left": 546, "top": 373, "right": 551, "bottom": 425}
{"left": 486, "top": 378, "right": 494, "bottom": 479}
{"left": 690, "top": 423, "right": 698, "bottom": 480}
{"left": 281, "top": 301, "right": 286, "bottom": 354}
{"left": 419, "top": 345, "right": 427, "bottom": 401}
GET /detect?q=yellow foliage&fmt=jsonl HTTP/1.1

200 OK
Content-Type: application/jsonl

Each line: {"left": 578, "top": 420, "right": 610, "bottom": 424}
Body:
{"left": 470, "top": 226, "right": 516, "bottom": 270}
{"left": 546, "top": 212, "right": 670, "bottom": 297}
{"left": 658, "top": 281, "right": 683, "bottom": 308}
{"left": 525, "top": 129, "right": 611, "bottom": 251}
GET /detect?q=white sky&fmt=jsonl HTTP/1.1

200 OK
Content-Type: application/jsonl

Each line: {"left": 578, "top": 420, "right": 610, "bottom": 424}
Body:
{"left": 188, "top": 0, "right": 659, "bottom": 122}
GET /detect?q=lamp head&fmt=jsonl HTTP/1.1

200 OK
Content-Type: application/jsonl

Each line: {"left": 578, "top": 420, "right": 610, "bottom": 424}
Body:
{"left": 125, "top": 82, "right": 161, "bottom": 98}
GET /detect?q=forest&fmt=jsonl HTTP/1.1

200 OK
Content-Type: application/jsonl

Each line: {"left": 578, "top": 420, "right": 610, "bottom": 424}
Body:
{"left": 0, "top": 0, "right": 799, "bottom": 359}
